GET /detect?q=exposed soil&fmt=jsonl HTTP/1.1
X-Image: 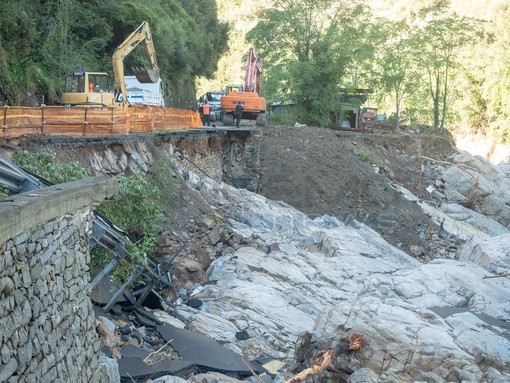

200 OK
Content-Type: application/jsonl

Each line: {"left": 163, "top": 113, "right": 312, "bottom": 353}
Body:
{"left": 257, "top": 124, "right": 457, "bottom": 257}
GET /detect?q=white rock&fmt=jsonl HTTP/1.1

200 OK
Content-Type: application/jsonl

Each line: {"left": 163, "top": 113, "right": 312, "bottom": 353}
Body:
{"left": 459, "top": 234, "right": 510, "bottom": 274}
{"left": 170, "top": 169, "right": 510, "bottom": 381}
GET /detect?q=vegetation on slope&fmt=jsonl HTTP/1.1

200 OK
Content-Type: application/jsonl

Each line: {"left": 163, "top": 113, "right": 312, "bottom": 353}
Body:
{"left": 2, "top": 0, "right": 510, "bottom": 140}
{"left": 12, "top": 150, "right": 174, "bottom": 279}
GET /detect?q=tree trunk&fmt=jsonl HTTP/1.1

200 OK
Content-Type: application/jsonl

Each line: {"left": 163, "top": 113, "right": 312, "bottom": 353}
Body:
{"left": 434, "top": 75, "right": 440, "bottom": 130}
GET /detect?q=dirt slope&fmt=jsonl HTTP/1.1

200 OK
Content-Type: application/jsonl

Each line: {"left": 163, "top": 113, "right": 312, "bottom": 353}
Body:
{"left": 258, "top": 124, "right": 457, "bottom": 258}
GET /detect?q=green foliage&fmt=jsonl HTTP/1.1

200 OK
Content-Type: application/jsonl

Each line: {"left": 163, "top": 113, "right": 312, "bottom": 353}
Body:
{"left": 454, "top": 1, "right": 510, "bottom": 141}
{"left": 268, "top": 108, "right": 300, "bottom": 125}
{"left": 371, "top": 20, "right": 420, "bottom": 131}
{"left": 0, "top": 186, "right": 9, "bottom": 198}
{"left": 411, "top": 6, "right": 480, "bottom": 130}
{"left": 354, "top": 149, "right": 378, "bottom": 166}
{"left": 247, "top": 1, "right": 374, "bottom": 127}
{"left": 95, "top": 159, "right": 175, "bottom": 277}
{"left": 13, "top": 150, "right": 87, "bottom": 184}
{"left": 98, "top": 174, "right": 159, "bottom": 252}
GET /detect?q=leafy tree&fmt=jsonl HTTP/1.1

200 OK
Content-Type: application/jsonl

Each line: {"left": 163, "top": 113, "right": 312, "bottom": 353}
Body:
{"left": 372, "top": 20, "right": 421, "bottom": 131}
{"left": 412, "top": 6, "right": 479, "bottom": 130}
{"left": 0, "top": 0, "right": 228, "bottom": 107}
{"left": 456, "top": 1, "right": 510, "bottom": 141}
{"left": 247, "top": 0, "right": 371, "bottom": 127}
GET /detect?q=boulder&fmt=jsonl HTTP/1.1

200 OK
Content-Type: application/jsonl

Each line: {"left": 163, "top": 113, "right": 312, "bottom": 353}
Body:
{"left": 459, "top": 234, "right": 510, "bottom": 274}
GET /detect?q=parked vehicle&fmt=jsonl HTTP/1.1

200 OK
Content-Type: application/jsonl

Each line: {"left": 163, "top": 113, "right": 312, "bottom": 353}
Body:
{"left": 125, "top": 76, "right": 165, "bottom": 106}
{"left": 199, "top": 91, "right": 224, "bottom": 121}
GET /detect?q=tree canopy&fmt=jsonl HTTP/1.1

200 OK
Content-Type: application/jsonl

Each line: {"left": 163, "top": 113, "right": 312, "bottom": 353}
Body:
{"left": 2, "top": 0, "right": 510, "bottom": 140}
{"left": 247, "top": 0, "right": 372, "bottom": 126}
{"left": 246, "top": 0, "right": 484, "bottom": 129}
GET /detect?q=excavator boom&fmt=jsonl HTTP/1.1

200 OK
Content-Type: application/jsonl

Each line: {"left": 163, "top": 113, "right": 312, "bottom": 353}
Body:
{"left": 244, "top": 47, "right": 263, "bottom": 95}
{"left": 60, "top": 21, "right": 160, "bottom": 107}
{"left": 112, "top": 21, "right": 160, "bottom": 104}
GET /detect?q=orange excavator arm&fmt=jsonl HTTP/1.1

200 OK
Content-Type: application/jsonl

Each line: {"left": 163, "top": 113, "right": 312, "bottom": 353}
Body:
{"left": 244, "top": 48, "right": 263, "bottom": 95}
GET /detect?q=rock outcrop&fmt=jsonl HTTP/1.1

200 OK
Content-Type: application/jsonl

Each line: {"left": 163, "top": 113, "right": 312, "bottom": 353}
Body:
{"left": 151, "top": 169, "right": 510, "bottom": 382}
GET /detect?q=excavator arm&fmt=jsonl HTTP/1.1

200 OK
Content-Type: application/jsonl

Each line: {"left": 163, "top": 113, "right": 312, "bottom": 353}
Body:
{"left": 244, "top": 47, "right": 263, "bottom": 95}
{"left": 112, "top": 21, "right": 160, "bottom": 104}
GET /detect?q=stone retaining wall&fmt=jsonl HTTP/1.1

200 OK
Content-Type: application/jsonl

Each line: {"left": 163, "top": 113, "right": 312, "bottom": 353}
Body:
{"left": 0, "top": 177, "right": 118, "bottom": 382}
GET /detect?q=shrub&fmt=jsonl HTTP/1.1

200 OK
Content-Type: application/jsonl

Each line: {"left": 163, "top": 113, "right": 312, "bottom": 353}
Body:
{"left": 94, "top": 158, "right": 176, "bottom": 281}
{"left": 13, "top": 150, "right": 87, "bottom": 184}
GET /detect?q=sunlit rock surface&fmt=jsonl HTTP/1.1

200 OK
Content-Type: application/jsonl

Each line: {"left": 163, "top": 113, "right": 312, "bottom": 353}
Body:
{"left": 158, "top": 172, "right": 510, "bottom": 382}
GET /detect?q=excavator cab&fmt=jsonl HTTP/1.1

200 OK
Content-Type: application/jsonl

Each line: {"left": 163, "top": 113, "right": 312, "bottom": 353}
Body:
{"left": 61, "top": 69, "right": 115, "bottom": 107}
{"left": 224, "top": 84, "right": 244, "bottom": 94}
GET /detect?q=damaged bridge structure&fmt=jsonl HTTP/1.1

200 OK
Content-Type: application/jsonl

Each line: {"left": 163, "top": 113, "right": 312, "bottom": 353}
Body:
{"left": 0, "top": 126, "right": 263, "bottom": 382}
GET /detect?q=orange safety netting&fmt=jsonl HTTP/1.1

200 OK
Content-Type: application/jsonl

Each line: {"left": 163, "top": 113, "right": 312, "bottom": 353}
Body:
{"left": 0, "top": 105, "right": 202, "bottom": 139}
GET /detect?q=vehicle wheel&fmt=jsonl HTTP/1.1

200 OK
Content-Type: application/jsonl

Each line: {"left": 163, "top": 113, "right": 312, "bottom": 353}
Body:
{"left": 256, "top": 113, "right": 267, "bottom": 126}
{"left": 223, "top": 114, "right": 234, "bottom": 125}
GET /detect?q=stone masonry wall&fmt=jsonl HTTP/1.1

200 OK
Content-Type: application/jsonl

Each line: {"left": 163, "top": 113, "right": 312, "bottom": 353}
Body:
{"left": 10, "top": 129, "right": 262, "bottom": 193}
{"left": 0, "top": 177, "right": 119, "bottom": 382}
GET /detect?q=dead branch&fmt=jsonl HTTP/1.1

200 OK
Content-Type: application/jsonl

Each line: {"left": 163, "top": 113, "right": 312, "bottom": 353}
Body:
{"left": 295, "top": 331, "right": 314, "bottom": 364}
{"left": 285, "top": 349, "right": 334, "bottom": 383}
{"left": 285, "top": 333, "right": 365, "bottom": 383}
{"left": 483, "top": 272, "right": 510, "bottom": 279}
{"left": 241, "top": 357, "right": 265, "bottom": 383}
{"left": 420, "top": 155, "right": 451, "bottom": 165}
{"left": 459, "top": 177, "right": 480, "bottom": 210}
{"left": 143, "top": 339, "right": 173, "bottom": 365}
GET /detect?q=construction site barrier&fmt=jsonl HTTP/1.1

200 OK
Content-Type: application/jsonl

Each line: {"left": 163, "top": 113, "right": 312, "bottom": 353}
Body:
{"left": 1, "top": 105, "right": 202, "bottom": 139}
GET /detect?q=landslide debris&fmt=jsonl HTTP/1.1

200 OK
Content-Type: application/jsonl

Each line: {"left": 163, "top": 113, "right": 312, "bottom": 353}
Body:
{"left": 257, "top": 124, "right": 457, "bottom": 259}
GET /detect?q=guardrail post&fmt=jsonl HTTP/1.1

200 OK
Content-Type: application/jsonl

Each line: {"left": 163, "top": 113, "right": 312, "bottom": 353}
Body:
{"left": 2, "top": 107, "right": 7, "bottom": 138}
{"left": 110, "top": 106, "right": 114, "bottom": 134}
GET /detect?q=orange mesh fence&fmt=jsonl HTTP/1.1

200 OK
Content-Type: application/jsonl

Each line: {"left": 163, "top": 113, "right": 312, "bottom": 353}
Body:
{"left": 1, "top": 105, "right": 202, "bottom": 139}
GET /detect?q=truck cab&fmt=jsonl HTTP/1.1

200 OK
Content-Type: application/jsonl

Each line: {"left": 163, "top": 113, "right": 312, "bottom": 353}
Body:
{"left": 200, "top": 91, "right": 224, "bottom": 121}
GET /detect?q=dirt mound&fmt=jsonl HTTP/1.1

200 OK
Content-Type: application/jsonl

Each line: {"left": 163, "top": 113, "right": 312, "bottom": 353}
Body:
{"left": 258, "top": 124, "right": 457, "bottom": 258}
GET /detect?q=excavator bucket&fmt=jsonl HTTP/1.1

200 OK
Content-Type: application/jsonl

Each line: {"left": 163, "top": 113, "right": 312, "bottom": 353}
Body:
{"left": 134, "top": 68, "right": 160, "bottom": 83}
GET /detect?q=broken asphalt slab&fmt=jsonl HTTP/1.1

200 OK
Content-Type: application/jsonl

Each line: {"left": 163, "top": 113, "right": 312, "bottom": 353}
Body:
{"left": 157, "top": 324, "right": 267, "bottom": 377}
{"left": 118, "top": 357, "right": 197, "bottom": 381}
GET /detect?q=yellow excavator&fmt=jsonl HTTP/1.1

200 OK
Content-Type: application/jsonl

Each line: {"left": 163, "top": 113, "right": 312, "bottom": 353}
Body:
{"left": 60, "top": 21, "right": 160, "bottom": 107}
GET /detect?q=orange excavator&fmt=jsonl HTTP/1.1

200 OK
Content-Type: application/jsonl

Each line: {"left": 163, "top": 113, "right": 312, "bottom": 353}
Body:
{"left": 220, "top": 47, "right": 267, "bottom": 126}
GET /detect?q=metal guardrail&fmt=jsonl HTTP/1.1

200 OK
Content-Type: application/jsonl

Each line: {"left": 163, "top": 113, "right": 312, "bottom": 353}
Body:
{"left": 0, "top": 154, "right": 178, "bottom": 310}
{"left": 0, "top": 156, "right": 42, "bottom": 193}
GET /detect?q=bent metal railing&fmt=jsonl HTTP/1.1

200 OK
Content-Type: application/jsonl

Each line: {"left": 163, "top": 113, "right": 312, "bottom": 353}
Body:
{"left": 1, "top": 105, "right": 202, "bottom": 139}
{"left": 0, "top": 154, "right": 184, "bottom": 311}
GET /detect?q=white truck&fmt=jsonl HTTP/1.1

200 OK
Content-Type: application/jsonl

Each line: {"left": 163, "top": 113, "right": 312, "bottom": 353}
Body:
{"left": 199, "top": 91, "right": 224, "bottom": 121}
{"left": 125, "top": 75, "right": 165, "bottom": 106}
